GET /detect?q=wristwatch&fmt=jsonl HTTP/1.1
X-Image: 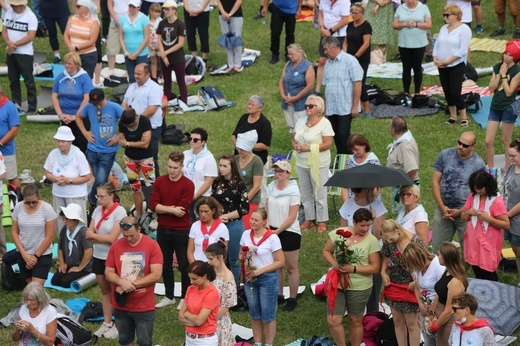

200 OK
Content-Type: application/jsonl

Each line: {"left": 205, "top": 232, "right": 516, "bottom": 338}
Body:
{"left": 126, "top": 142, "right": 130, "bottom": 148}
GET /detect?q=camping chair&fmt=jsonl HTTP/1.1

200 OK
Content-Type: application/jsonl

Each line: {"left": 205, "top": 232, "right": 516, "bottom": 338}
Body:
{"left": 287, "top": 150, "right": 299, "bottom": 181}
{"left": 328, "top": 154, "right": 349, "bottom": 214}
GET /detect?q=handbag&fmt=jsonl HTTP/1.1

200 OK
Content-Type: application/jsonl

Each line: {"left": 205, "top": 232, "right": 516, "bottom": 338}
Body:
{"left": 411, "top": 94, "right": 430, "bottom": 108}
{"left": 198, "top": 86, "right": 228, "bottom": 111}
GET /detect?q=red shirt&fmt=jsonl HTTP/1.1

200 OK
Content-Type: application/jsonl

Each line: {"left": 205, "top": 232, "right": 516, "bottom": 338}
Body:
{"left": 150, "top": 174, "right": 194, "bottom": 230}
{"left": 184, "top": 284, "right": 220, "bottom": 335}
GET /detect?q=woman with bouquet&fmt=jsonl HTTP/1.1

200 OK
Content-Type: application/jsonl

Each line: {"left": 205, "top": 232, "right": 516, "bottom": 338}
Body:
{"left": 380, "top": 220, "right": 426, "bottom": 346}
{"left": 322, "top": 209, "right": 381, "bottom": 346}
{"left": 401, "top": 242, "right": 446, "bottom": 346}
{"left": 239, "top": 208, "right": 284, "bottom": 346}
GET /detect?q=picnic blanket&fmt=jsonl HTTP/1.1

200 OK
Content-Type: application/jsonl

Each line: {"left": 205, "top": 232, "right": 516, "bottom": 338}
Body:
{"left": 296, "top": 8, "right": 313, "bottom": 22}
{"left": 470, "top": 37, "right": 507, "bottom": 53}
{"left": 421, "top": 79, "right": 492, "bottom": 96}
{"left": 368, "top": 62, "right": 494, "bottom": 79}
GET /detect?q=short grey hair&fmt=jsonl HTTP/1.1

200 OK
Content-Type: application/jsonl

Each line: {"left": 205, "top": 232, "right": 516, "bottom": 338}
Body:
{"left": 248, "top": 95, "right": 264, "bottom": 108}
{"left": 22, "top": 282, "right": 51, "bottom": 311}
{"left": 321, "top": 36, "right": 341, "bottom": 49}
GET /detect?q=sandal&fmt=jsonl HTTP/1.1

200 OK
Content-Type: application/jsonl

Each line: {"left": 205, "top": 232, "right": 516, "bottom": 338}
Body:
{"left": 445, "top": 118, "right": 457, "bottom": 125}
{"left": 300, "top": 220, "right": 315, "bottom": 230}
{"left": 318, "top": 223, "right": 327, "bottom": 233}
{"left": 460, "top": 119, "right": 469, "bottom": 127}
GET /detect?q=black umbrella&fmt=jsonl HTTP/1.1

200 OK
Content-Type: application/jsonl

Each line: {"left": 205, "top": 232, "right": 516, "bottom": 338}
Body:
{"left": 325, "top": 164, "right": 413, "bottom": 188}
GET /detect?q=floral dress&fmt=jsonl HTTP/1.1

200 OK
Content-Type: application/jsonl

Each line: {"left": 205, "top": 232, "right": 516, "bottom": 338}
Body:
{"left": 365, "top": 0, "right": 394, "bottom": 46}
{"left": 381, "top": 235, "right": 425, "bottom": 312}
{"left": 213, "top": 277, "right": 237, "bottom": 346}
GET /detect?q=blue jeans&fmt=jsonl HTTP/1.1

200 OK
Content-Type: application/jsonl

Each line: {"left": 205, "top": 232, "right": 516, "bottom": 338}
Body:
{"left": 31, "top": 0, "right": 43, "bottom": 23}
{"left": 125, "top": 55, "right": 150, "bottom": 83}
{"left": 244, "top": 271, "right": 278, "bottom": 322}
{"left": 86, "top": 150, "right": 116, "bottom": 205}
{"left": 114, "top": 309, "right": 155, "bottom": 346}
{"left": 226, "top": 219, "right": 244, "bottom": 286}
{"left": 151, "top": 127, "right": 162, "bottom": 178}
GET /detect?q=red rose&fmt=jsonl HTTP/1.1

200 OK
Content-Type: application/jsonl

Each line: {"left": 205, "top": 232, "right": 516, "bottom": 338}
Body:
{"left": 241, "top": 246, "right": 249, "bottom": 252}
{"left": 336, "top": 230, "right": 344, "bottom": 236}
{"left": 395, "top": 250, "right": 402, "bottom": 257}
{"left": 421, "top": 290, "right": 428, "bottom": 297}
{"left": 344, "top": 231, "right": 353, "bottom": 238}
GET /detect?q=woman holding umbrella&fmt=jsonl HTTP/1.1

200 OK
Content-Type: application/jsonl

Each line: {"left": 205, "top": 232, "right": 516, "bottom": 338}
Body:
{"left": 216, "top": 0, "right": 243, "bottom": 73}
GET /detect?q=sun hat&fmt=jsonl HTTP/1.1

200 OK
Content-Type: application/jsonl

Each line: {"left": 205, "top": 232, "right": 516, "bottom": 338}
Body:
{"left": 9, "top": 0, "right": 27, "bottom": 6}
{"left": 53, "top": 126, "right": 75, "bottom": 141}
{"left": 76, "top": 0, "right": 92, "bottom": 8}
{"left": 128, "top": 0, "right": 142, "bottom": 7}
{"left": 273, "top": 160, "right": 292, "bottom": 173}
{"left": 235, "top": 130, "right": 258, "bottom": 152}
{"left": 59, "top": 203, "right": 85, "bottom": 224}
{"left": 162, "top": 0, "right": 178, "bottom": 8}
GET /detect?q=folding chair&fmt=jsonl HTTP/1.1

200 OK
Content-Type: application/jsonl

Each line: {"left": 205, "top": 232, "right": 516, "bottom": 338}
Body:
{"left": 327, "top": 154, "right": 349, "bottom": 214}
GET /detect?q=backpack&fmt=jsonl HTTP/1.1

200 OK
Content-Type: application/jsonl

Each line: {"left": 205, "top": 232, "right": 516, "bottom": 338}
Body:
{"left": 198, "top": 86, "right": 228, "bottom": 111}
{"left": 230, "top": 286, "right": 249, "bottom": 312}
{"left": 78, "top": 301, "right": 104, "bottom": 324}
{"left": 109, "top": 83, "right": 130, "bottom": 104}
{"left": 374, "top": 90, "right": 407, "bottom": 106}
{"left": 411, "top": 94, "right": 431, "bottom": 108}
{"left": 185, "top": 55, "right": 203, "bottom": 76}
{"left": 161, "top": 125, "right": 188, "bottom": 145}
{"left": 378, "top": 318, "right": 398, "bottom": 345}
{"left": 362, "top": 311, "right": 388, "bottom": 346}
{"left": 300, "top": 336, "right": 334, "bottom": 346}
{"left": 1, "top": 250, "right": 26, "bottom": 291}
{"left": 8, "top": 183, "right": 22, "bottom": 213}
{"left": 462, "top": 92, "right": 482, "bottom": 113}
{"left": 464, "top": 62, "right": 478, "bottom": 82}
{"left": 55, "top": 315, "right": 93, "bottom": 346}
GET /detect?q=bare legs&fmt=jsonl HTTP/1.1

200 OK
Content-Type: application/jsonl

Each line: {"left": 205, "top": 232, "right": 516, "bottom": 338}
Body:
{"left": 252, "top": 319, "right": 276, "bottom": 345}
{"left": 391, "top": 308, "right": 421, "bottom": 346}
{"left": 485, "top": 120, "right": 514, "bottom": 167}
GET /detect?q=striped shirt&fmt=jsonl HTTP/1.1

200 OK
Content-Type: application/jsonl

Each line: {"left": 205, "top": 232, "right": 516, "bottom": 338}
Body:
{"left": 323, "top": 50, "right": 363, "bottom": 115}
{"left": 68, "top": 15, "right": 97, "bottom": 54}
{"left": 13, "top": 201, "right": 57, "bottom": 255}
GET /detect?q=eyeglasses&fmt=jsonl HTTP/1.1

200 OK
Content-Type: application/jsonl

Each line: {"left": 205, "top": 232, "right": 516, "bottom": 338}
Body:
{"left": 189, "top": 137, "right": 201, "bottom": 143}
{"left": 457, "top": 140, "right": 474, "bottom": 148}
{"left": 75, "top": 5, "right": 81, "bottom": 8}
{"left": 274, "top": 169, "right": 287, "bottom": 174}
{"left": 400, "top": 192, "right": 413, "bottom": 198}
{"left": 350, "top": 11, "right": 360, "bottom": 15}
{"left": 443, "top": 13, "right": 452, "bottom": 17}
{"left": 120, "top": 222, "right": 139, "bottom": 230}
{"left": 304, "top": 104, "right": 317, "bottom": 109}
{"left": 95, "top": 194, "right": 109, "bottom": 199}
{"left": 24, "top": 200, "right": 38, "bottom": 205}
{"left": 452, "top": 306, "right": 465, "bottom": 313}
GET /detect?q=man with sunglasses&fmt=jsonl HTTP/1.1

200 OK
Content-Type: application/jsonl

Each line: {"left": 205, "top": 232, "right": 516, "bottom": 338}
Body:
{"left": 431, "top": 131, "right": 485, "bottom": 255}
{"left": 182, "top": 128, "right": 218, "bottom": 221}
{"left": 122, "top": 63, "right": 164, "bottom": 178}
{"left": 105, "top": 216, "right": 163, "bottom": 346}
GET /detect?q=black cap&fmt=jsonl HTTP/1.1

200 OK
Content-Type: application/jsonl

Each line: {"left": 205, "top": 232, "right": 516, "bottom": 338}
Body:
{"left": 89, "top": 89, "right": 105, "bottom": 104}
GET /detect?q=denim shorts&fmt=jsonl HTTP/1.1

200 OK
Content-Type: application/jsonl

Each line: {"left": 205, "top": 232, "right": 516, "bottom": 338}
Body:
{"left": 488, "top": 107, "right": 517, "bottom": 123}
{"left": 114, "top": 309, "right": 155, "bottom": 346}
{"left": 504, "top": 229, "right": 520, "bottom": 246}
{"left": 244, "top": 270, "right": 278, "bottom": 322}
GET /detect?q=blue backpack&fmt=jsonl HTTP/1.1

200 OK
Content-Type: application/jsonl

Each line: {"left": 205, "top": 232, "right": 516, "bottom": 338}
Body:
{"left": 301, "top": 336, "right": 333, "bottom": 346}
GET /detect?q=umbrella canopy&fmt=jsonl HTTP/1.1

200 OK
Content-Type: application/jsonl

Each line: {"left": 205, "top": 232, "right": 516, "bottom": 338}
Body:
{"left": 217, "top": 32, "right": 244, "bottom": 49}
{"left": 467, "top": 278, "right": 520, "bottom": 336}
{"left": 325, "top": 164, "right": 413, "bottom": 189}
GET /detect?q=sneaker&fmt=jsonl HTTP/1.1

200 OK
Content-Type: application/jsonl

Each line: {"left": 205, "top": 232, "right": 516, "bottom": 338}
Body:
{"left": 52, "top": 56, "right": 61, "bottom": 64}
{"left": 177, "top": 298, "right": 185, "bottom": 310}
{"left": 284, "top": 298, "right": 298, "bottom": 312}
{"left": 514, "top": 28, "right": 520, "bottom": 39}
{"left": 102, "top": 324, "right": 118, "bottom": 339}
{"left": 155, "top": 297, "right": 176, "bottom": 308}
{"left": 101, "top": 37, "right": 107, "bottom": 44}
{"left": 269, "top": 55, "right": 279, "bottom": 64}
{"left": 27, "top": 109, "right": 37, "bottom": 115}
{"left": 278, "top": 295, "right": 286, "bottom": 304}
{"left": 253, "top": 11, "right": 264, "bottom": 19}
{"left": 93, "top": 322, "right": 113, "bottom": 337}
{"left": 490, "top": 27, "right": 506, "bottom": 37}
{"left": 476, "top": 26, "right": 483, "bottom": 35}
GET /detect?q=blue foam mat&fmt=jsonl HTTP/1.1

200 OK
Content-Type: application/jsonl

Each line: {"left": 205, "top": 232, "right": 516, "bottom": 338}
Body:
{"left": 470, "top": 96, "right": 520, "bottom": 128}
{"left": 33, "top": 64, "right": 66, "bottom": 82}
{"left": 44, "top": 272, "right": 73, "bottom": 292}
{"left": 7, "top": 242, "right": 58, "bottom": 259}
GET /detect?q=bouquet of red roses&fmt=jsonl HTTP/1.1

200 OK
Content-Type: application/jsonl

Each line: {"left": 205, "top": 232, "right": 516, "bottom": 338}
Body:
{"left": 239, "top": 246, "right": 256, "bottom": 284}
{"left": 420, "top": 289, "right": 436, "bottom": 337}
{"left": 333, "top": 229, "right": 364, "bottom": 270}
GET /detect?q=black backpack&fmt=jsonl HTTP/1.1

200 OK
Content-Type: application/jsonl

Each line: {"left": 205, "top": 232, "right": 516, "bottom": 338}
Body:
{"left": 161, "top": 125, "right": 188, "bottom": 145}
{"left": 230, "top": 286, "right": 249, "bottom": 312}
{"left": 78, "top": 301, "right": 104, "bottom": 324}
{"left": 378, "top": 317, "right": 398, "bottom": 345}
{"left": 1, "top": 250, "right": 26, "bottom": 291}
{"left": 185, "top": 56, "right": 203, "bottom": 76}
{"left": 55, "top": 315, "right": 93, "bottom": 346}
{"left": 462, "top": 92, "right": 482, "bottom": 113}
{"left": 8, "top": 183, "right": 22, "bottom": 212}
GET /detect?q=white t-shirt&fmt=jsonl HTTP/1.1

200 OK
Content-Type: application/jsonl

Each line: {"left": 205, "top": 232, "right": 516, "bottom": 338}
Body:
{"left": 18, "top": 304, "right": 57, "bottom": 346}
{"left": 396, "top": 207, "right": 428, "bottom": 236}
{"left": 240, "top": 230, "right": 282, "bottom": 269}
{"left": 44, "top": 148, "right": 91, "bottom": 198}
{"left": 447, "top": 0, "right": 471, "bottom": 23}
{"left": 3, "top": 7, "right": 38, "bottom": 55}
{"left": 293, "top": 116, "right": 335, "bottom": 169}
{"left": 113, "top": 0, "right": 129, "bottom": 20}
{"left": 320, "top": 0, "right": 350, "bottom": 37}
{"left": 339, "top": 199, "right": 387, "bottom": 245}
{"left": 123, "top": 78, "right": 163, "bottom": 129}
{"left": 266, "top": 181, "right": 301, "bottom": 235}
{"left": 189, "top": 220, "right": 229, "bottom": 261}
{"left": 182, "top": 150, "right": 218, "bottom": 197}
{"left": 91, "top": 205, "right": 127, "bottom": 260}
{"left": 0, "top": 153, "right": 6, "bottom": 206}
{"left": 13, "top": 202, "right": 57, "bottom": 255}
{"left": 415, "top": 255, "right": 445, "bottom": 301}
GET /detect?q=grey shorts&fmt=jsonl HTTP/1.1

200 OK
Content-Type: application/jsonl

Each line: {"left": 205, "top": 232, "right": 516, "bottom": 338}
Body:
{"left": 327, "top": 286, "right": 372, "bottom": 316}
{"left": 4, "top": 154, "right": 18, "bottom": 181}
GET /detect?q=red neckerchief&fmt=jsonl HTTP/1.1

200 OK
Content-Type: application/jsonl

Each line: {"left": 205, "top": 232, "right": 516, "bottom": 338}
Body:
{"left": 455, "top": 318, "right": 492, "bottom": 332}
{"left": 330, "top": 0, "right": 338, "bottom": 10}
{"left": 0, "top": 95, "right": 8, "bottom": 109}
{"left": 95, "top": 202, "right": 120, "bottom": 231}
{"left": 201, "top": 218, "right": 222, "bottom": 252}
{"left": 250, "top": 229, "right": 274, "bottom": 254}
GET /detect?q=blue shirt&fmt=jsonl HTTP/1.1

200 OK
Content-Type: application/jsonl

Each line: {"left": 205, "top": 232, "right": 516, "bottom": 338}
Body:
{"left": 52, "top": 71, "right": 93, "bottom": 116}
{"left": 81, "top": 101, "right": 124, "bottom": 153}
{"left": 120, "top": 12, "right": 150, "bottom": 56}
{"left": 434, "top": 147, "right": 485, "bottom": 209}
{"left": 281, "top": 58, "right": 312, "bottom": 112}
{"left": 323, "top": 50, "right": 363, "bottom": 115}
{"left": 0, "top": 100, "right": 19, "bottom": 156}
{"left": 273, "top": 0, "right": 298, "bottom": 14}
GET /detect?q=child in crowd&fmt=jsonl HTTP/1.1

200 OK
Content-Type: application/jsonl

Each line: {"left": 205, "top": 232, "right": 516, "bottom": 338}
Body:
{"left": 148, "top": 3, "right": 163, "bottom": 81}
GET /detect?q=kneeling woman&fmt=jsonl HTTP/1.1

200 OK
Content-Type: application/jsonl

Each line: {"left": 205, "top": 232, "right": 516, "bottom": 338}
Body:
{"left": 179, "top": 260, "right": 220, "bottom": 345}
{"left": 240, "top": 209, "right": 285, "bottom": 346}
{"left": 322, "top": 209, "right": 381, "bottom": 346}
{"left": 52, "top": 203, "right": 93, "bottom": 288}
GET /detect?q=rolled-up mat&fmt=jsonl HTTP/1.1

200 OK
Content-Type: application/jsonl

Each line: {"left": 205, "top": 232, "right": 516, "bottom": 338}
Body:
{"left": 70, "top": 273, "right": 98, "bottom": 293}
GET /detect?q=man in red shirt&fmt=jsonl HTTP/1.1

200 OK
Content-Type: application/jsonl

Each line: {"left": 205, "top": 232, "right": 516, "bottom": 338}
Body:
{"left": 150, "top": 151, "right": 194, "bottom": 309}
{"left": 105, "top": 217, "right": 163, "bottom": 346}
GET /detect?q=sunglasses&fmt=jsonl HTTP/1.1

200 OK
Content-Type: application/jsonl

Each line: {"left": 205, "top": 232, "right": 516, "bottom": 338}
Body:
{"left": 24, "top": 200, "right": 38, "bottom": 205}
{"left": 76, "top": 5, "right": 81, "bottom": 8}
{"left": 452, "top": 306, "right": 465, "bottom": 313}
{"left": 443, "top": 13, "right": 452, "bottom": 17}
{"left": 304, "top": 104, "right": 317, "bottom": 109}
{"left": 120, "top": 222, "right": 139, "bottom": 230}
{"left": 400, "top": 192, "right": 413, "bottom": 198}
{"left": 189, "top": 137, "right": 201, "bottom": 143}
{"left": 457, "top": 140, "right": 473, "bottom": 148}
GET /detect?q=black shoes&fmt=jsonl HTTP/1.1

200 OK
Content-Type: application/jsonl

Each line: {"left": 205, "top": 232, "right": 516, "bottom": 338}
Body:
{"left": 269, "top": 55, "right": 279, "bottom": 64}
{"left": 284, "top": 298, "right": 298, "bottom": 312}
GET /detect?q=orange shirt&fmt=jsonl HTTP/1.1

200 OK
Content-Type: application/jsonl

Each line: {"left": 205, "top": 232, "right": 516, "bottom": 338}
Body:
{"left": 184, "top": 284, "right": 220, "bottom": 335}
{"left": 68, "top": 15, "right": 97, "bottom": 54}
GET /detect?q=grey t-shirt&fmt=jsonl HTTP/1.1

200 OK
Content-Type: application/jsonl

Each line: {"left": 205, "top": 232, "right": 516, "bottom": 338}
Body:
{"left": 13, "top": 201, "right": 57, "bottom": 255}
{"left": 505, "top": 165, "right": 520, "bottom": 235}
{"left": 433, "top": 148, "right": 485, "bottom": 209}
{"left": 58, "top": 225, "right": 93, "bottom": 272}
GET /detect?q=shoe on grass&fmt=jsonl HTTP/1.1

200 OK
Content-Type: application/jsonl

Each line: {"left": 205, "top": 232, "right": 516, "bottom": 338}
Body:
{"left": 156, "top": 297, "right": 176, "bottom": 308}
{"left": 284, "top": 298, "right": 298, "bottom": 312}
{"left": 93, "top": 322, "right": 113, "bottom": 337}
{"left": 103, "top": 324, "right": 118, "bottom": 339}
{"left": 490, "top": 27, "right": 506, "bottom": 37}
{"left": 278, "top": 295, "right": 285, "bottom": 304}
{"left": 476, "top": 26, "right": 483, "bottom": 34}
{"left": 514, "top": 28, "right": 520, "bottom": 39}
{"left": 177, "top": 298, "right": 185, "bottom": 310}
{"left": 300, "top": 220, "right": 315, "bottom": 230}
{"left": 269, "top": 55, "right": 279, "bottom": 64}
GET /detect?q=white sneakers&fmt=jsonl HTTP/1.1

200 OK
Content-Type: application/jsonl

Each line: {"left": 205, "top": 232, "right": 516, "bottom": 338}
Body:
{"left": 93, "top": 322, "right": 118, "bottom": 339}
{"left": 155, "top": 297, "right": 176, "bottom": 308}
{"left": 176, "top": 299, "right": 184, "bottom": 311}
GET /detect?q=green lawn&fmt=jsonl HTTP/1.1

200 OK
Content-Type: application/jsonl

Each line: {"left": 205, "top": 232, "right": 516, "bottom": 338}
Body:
{"left": 0, "top": 0, "right": 519, "bottom": 345}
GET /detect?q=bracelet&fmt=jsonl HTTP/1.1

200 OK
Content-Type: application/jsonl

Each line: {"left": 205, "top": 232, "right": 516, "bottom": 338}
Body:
{"left": 34, "top": 254, "right": 40, "bottom": 259}
{"left": 329, "top": 28, "right": 334, "bottom": 35}
{"left": 353, "top": 266, "right": 357, "bottom": 273}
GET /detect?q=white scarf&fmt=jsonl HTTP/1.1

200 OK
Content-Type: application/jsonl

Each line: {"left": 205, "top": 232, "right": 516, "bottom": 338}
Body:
{"left": 59, "top": 68, "right": 88, "bottom": 84}
{"left": 396, "top": 204, "right": 426, "bottom": 226}
{"left": 387, "top": 130, "right": 414, "bottom": 156}
{"left": 66, "top": 224, "right": 83, "bottom": 257}
{"left": 471, "top": 194, "right": 497, "bottom": 233}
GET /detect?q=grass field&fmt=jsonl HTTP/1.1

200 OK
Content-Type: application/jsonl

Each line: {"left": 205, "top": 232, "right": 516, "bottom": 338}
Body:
{"left": 0, "top": 0, "right": 519, "bottom": 345}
